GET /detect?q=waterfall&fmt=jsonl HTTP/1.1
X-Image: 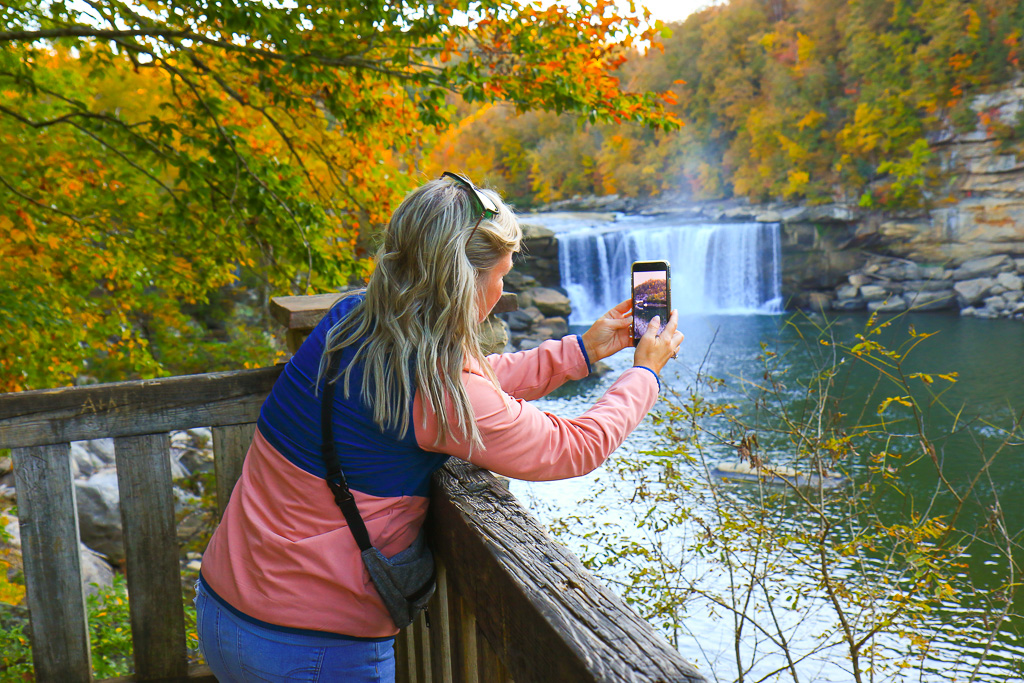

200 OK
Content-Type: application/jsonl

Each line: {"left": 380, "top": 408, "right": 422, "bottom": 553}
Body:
{"left": 557, "top": 219, "right": 783, "bottom": 323}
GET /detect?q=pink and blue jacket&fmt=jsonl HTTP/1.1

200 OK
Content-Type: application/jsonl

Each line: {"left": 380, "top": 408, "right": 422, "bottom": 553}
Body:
{"left": 200, "top": 295, "right": 659, "bottom": 639}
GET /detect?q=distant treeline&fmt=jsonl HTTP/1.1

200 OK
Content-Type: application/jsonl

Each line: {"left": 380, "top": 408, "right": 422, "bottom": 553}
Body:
{"left": 430, "top": 0, "right": 1024, "bottom": 209}
{"left": 635, "top": 278, "right": 668, "bottom": 302}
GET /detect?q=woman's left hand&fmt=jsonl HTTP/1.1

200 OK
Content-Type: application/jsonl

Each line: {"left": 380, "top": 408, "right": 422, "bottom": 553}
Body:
{"left": 581, "top": 299, "right": 633, "bottom": 363}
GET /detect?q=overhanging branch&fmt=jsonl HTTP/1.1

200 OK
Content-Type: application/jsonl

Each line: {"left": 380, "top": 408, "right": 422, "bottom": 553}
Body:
{"left": 0, "top": 27, "right": 195, "bottom": 42}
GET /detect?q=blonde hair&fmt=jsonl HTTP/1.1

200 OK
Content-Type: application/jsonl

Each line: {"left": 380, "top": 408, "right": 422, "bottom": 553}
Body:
{"left": 318, "top": 176, "right": 521, "bottom": 452}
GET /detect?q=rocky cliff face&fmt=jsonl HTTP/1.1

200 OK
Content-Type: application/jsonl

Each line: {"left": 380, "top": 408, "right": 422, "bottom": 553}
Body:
{"left": 674, "top": 81, "right": 1024, "bottom": 315}
{"left": 868, "top": 83, "right": 1024, "bottom": 265}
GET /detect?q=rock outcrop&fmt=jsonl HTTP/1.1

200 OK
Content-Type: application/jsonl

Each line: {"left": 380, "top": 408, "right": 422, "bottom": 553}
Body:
{"left": 498, "top": 289, "right": 572, "bottom": 351}
{"left": 2, "top": 513, "right": 114, "bottom": 598}
{"left": 823, "top": 254, "right": 1024, "bottom": 319}
{"left": 74, "top": 469, "right": 124, "bottom": 563}
{"left": 516, "top": 223, "right": 561, "bottom": 289}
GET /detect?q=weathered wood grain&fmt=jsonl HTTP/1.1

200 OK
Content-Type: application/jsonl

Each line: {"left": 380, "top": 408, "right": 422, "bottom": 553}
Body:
{"left": 397, "top": 625, "right": 416, "bottom": 683}
{"left": 114, "top": 434, "right": 188, "bottom": 680}
{"left": 429, "top": 561, "right": 454, "bottom": 683}
{"left": 413, "top": 609, "right": 432, "bottom": 683}
{"left": 269, "top": 291, "right": 357, "bottom": 330}
{"left": 212, "top": 423, "right": 256, "bottom": 517}
{"left": 476, "top": 627, "right": 511, "bottom": 683}
{"left": 0, "top": 366, "right": 281, "bottom": 449}
{"left": 451, "top": 591, "right": 479, "bottom": 683}
{"left": 492, "top": 292, "right": 519, "bottom": 315}
{"left": 428, "top": 458, "right": 707, "bottom": 683}
{"left": 11, "top": 443, "right": 92, "bottom": 683}
{"left": 271, "top": 291, "right": 519, "bottom": 336}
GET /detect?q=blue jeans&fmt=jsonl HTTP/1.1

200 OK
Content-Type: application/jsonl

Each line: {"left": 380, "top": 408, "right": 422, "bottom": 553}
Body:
{"left": 195, "top": 579, "right": 396, "bottom": 682}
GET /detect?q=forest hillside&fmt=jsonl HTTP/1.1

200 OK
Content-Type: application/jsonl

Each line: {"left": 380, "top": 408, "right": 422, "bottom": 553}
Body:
{"left": 430, "top": 0, "right": 1024, "bottom": 210}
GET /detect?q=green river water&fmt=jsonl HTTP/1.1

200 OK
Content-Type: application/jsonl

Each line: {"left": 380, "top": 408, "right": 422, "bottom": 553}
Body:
{"left": 512, "top": 311, "right": 1024, "bottom": 682}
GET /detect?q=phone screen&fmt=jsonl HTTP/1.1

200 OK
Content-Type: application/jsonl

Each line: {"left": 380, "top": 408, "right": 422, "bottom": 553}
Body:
{"left": 633, "top": 267, "right": 669, "bottom": 343}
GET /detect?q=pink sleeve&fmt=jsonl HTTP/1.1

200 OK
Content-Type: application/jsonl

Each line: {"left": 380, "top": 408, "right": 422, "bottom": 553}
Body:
{"left": 414, "top": 367, "right": 659, "bottom": 481}
{"left": 485, "top": 335, "right": 590, "bottom": 400}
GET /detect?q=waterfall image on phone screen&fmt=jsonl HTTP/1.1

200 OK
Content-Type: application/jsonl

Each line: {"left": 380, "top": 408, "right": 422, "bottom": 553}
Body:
{"left": 633, "top": 270, "right": 668, "bottom": 338}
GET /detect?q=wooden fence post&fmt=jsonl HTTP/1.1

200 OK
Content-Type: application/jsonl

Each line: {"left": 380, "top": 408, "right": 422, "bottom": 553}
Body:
{"left": 11, "top": 443, "right": 92, "bottom": 683}
{"left": 212, "top": 423, "right": 256, "bottom": 517}
{"left": 115, "top": 434, "right": 188, "bottom": 680}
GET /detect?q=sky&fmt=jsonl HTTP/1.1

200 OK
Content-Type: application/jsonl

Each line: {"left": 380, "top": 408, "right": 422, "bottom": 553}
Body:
{"left": 631, "top": 0, "right": 717, "bottom": 24}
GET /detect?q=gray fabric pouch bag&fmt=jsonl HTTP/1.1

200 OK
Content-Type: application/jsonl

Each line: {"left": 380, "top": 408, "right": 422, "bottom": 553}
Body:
{"left": 360, "top": 530, "right": 436, "bottom": 629}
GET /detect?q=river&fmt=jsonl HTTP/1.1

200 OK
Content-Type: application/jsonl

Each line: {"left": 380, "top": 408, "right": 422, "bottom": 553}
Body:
{"left": 509, "top": 213, "right": 1024, "bottom": 682}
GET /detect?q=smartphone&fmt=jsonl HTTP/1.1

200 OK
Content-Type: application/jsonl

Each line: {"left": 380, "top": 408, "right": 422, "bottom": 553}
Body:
{"left": 631, "top": 260, "right": 671, "bottom": 346}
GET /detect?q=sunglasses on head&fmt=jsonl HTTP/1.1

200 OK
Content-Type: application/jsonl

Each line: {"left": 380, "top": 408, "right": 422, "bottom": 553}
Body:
{"left": 441, "top": 171, "right": 498, "bottom": 241}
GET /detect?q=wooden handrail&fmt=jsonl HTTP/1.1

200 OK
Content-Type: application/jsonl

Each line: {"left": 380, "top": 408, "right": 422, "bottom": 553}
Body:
{"left": 270, "top": 290, "right": 520, "bottom": 353}
{"left": 0, "top": 366, "right": 281, "bottom": 449}
{"left": 423, "top": 459, "right": 705, "bottom": 682}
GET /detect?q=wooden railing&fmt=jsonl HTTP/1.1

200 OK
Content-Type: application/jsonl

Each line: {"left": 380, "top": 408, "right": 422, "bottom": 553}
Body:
{"left": 0, "top": 292, "right": 706, "bottom": 683}
{"left": 0, "top": 366, "right": 280, "bottom": 682}
{"left": 411, "top": 459, "right": 705, "bottom": 682}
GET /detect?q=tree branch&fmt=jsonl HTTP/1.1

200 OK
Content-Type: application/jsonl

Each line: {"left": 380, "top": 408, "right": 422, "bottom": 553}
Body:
{"left": 0, "top": 103, "right": 121, "bottom": 130}
{"left": 0, "top": 27, "right": 195, "bottom": 42}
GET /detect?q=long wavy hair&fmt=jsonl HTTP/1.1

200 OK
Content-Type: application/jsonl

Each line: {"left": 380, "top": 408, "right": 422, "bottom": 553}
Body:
{"left": 317, "top": 176, "right": 521, "bottom": 452}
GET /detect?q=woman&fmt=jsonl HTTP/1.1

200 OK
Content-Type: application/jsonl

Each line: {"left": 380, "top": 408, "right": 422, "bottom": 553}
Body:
{"left": 195, "top": 173, "right": 684, "bottom": 681}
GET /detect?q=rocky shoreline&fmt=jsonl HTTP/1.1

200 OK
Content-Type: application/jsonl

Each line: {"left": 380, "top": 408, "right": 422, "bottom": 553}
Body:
{"left": 513, "top": 200, "right": 1024, "bottom": 322}
{"left": 826, "top": 253, "right": 1024, "bottom": 319}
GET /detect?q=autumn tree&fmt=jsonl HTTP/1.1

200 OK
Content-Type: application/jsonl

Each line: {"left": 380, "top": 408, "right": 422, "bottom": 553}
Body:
{"left": 0, "top": 0, "right": 680, "bottom": 391}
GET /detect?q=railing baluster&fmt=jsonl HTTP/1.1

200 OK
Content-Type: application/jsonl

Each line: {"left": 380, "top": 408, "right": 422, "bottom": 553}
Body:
{"left": 211, "top": 423, "right": 256, "bottom": 517}
{"left": 394, "top": 627, "right": 411, "bottom": 683}
{"left": 114, "top": 434, "right": 187, "bottom": 679}
{"left": 11, "top": 443, "right": 91, "bottom": 683}
{"left": 450, "top": 588, "right": 479, "bottom": 683}
{"left": 405, "top": 623, "right": 419, "bottom": 683}
{"left": 477, "top": 626, "right": 511, "bottom": 682}
{"left": 413, "top": 608, "right": 432, "bottom": 683}
{"left": 429, "top": 560, "right": 454, "bottom": 682}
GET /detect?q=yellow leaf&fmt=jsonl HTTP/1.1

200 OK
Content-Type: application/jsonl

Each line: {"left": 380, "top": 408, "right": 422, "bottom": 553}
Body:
{"left": 878, "top": 396, "right": 913, "bottom": 414}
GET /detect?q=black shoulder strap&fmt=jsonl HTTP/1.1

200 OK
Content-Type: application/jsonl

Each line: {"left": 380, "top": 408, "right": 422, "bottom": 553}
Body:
{"left": 321, "top": 353, "right": 373, "bottom": 552}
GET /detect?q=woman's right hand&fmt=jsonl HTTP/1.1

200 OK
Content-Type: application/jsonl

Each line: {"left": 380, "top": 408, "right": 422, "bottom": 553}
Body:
{"left": 634, "top": 311, "right": 684, "bottom": 375}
